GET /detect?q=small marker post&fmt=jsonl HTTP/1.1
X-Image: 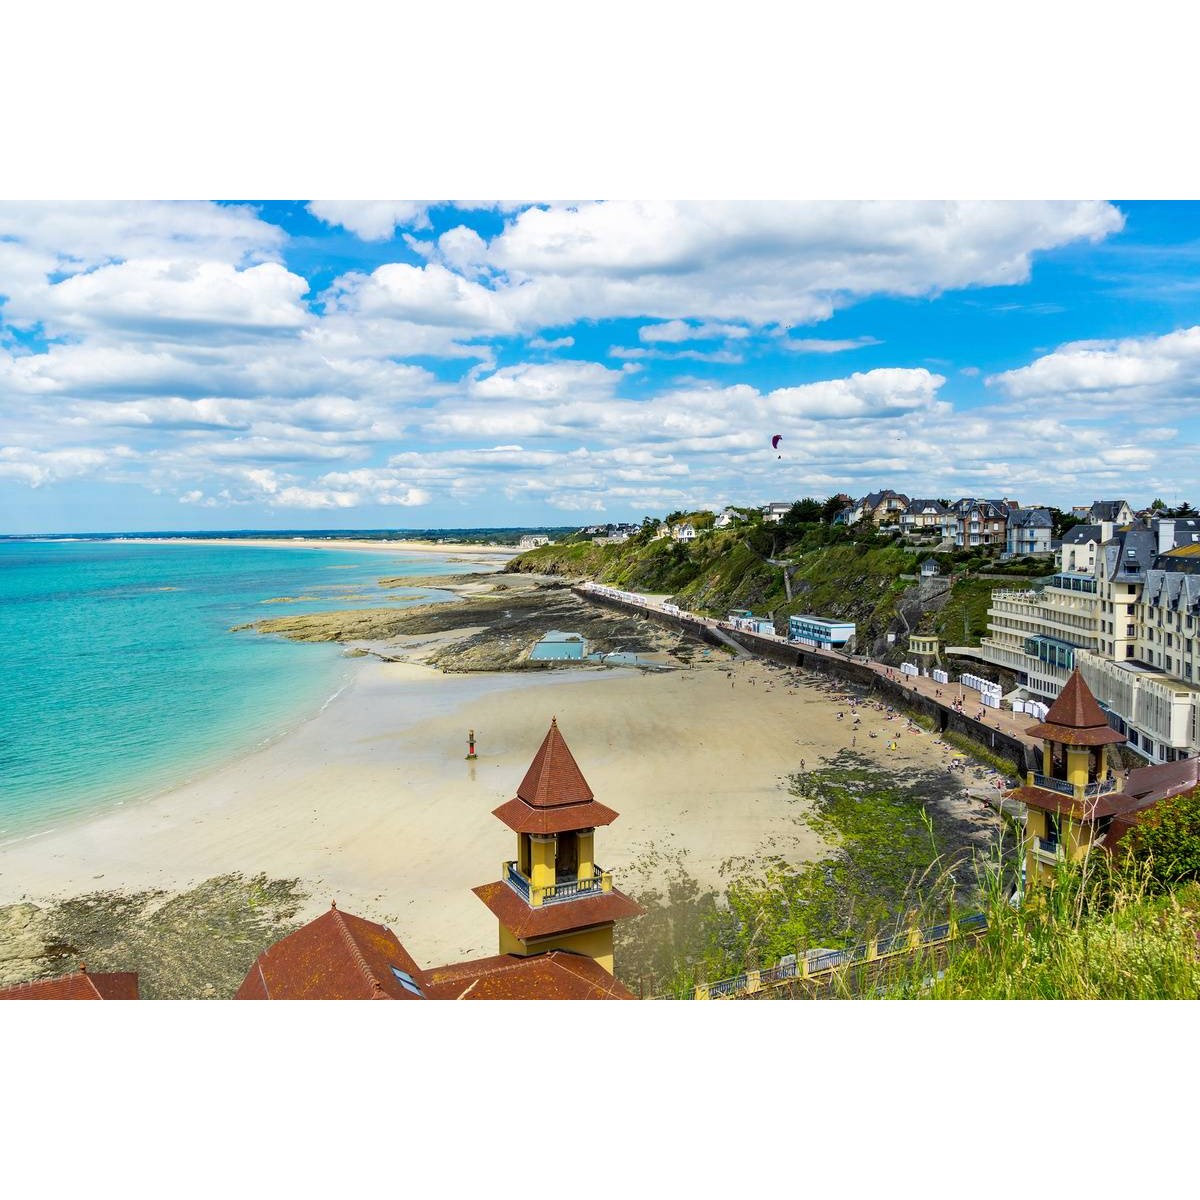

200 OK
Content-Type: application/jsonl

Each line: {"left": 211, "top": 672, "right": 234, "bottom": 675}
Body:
{"left": 466, "top": 728, "right": 477, "bottom": 760}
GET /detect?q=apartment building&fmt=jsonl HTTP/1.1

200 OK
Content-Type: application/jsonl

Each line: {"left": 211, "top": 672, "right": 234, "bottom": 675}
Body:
{"left": 981, "top": 517, "right": 1200, "bottom": 763}
{"left": 980, "top": 570, "right": 1101, "bottom": 698}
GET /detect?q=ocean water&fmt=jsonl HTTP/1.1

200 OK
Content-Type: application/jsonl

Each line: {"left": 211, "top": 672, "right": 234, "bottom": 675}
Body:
{"left": 0, "top": 540, "right": 469, "bottom": 842}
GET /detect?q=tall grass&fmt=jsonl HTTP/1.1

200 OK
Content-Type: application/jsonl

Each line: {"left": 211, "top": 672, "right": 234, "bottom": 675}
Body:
{"left": 877, "top": 837, "right": 1200, "bottom": 999}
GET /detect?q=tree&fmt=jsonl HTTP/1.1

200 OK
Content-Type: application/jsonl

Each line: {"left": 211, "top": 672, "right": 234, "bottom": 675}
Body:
{"left": 1169, "top": 501, "right": 1198, "bottom": 518}
{"left": 1048, "top": 507, "right": 1082, "bottom": 539}
{"left": 1150, "top": 498, "right": 1166, "bottom": 512}
{"left": 1126, "top": 786, "right": 1200, "bottom": 886}
{"left": 784, "top": 498, "right": 823, "bottom": 528}
{"left": 821, "top": 495, "right": 847, "bottom": 524}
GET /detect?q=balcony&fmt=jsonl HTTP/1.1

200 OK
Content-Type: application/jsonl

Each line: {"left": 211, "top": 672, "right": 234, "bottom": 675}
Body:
{"left": 1029, "top": 773, "right": 1117, "bottom": 799}
{"left": 1031, "top": 837, "right": 1065, "bottom": 865}
{"left": 503, "top": 861, "right": 613, "bottom": 907}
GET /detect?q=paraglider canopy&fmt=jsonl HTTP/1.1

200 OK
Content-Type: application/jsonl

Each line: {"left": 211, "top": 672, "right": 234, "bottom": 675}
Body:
{"left": 771, "top": 433, "right": 782, "bottom": 459}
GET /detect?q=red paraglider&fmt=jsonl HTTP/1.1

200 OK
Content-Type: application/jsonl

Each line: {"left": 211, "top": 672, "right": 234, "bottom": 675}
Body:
{"left": 771, "top": 433, "right": 782, "bottom": 459}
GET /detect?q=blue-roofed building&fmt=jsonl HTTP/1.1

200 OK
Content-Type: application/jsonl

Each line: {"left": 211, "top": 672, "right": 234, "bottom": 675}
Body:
{"left": 529, "top": 630, "right": 588, "bottom": 661}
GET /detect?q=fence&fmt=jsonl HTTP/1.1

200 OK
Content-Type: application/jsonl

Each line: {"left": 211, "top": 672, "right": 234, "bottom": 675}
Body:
{"left": 684, "top": 912, "right": 988, "bottom": 1000}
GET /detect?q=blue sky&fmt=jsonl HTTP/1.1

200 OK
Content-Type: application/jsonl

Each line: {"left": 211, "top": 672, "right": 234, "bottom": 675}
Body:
{"left": 1, "top": 199, "right": 1198, "bottom": 532}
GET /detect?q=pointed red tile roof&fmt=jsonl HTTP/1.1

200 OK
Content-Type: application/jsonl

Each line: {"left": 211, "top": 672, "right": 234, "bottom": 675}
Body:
{"left": 516, "top": 718, "right": 594, "bottom": 809}
{"left": 1025, "top": 668, "right": 1126, "bottom": 747}
{"left": 235, "top": 903, "right": 426, "bottom": 1000}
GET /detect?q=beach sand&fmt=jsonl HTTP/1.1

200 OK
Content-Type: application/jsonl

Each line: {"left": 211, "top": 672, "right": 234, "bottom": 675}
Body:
{"left": 117, "top": 537, "right": 518, "bottom": 559}
{"left": 0, "top": 655, "right": 985, "bottom": 972}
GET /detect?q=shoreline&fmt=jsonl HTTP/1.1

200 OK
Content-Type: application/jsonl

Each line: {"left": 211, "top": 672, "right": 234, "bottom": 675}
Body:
{"left": 104, "top": 536, "right": 519, "bottom": 558}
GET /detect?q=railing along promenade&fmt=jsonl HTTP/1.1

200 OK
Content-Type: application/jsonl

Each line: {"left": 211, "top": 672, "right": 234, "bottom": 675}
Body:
{"left": 673, "top": 912, "right": 988, "bottom": 1000}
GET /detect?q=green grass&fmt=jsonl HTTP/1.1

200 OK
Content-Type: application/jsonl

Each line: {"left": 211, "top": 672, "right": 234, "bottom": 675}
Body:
{"left": 930, "top": 574, "right": 1035, "bottom": 646}
{"left": 879, "top": 852, "right": 1200, "bottom": 999}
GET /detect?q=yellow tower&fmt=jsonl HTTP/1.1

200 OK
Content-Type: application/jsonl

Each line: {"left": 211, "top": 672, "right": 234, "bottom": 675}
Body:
{"left": 473, "top": 718, "right": 643, "bottom": 974}
{"left": 1007, "top": 669, "right": 1131, "bottom": 884}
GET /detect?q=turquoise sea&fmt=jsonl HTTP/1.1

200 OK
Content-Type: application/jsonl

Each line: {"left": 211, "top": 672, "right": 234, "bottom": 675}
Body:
{"left": 0, "top": 540, "right": 467, "bottom": 842}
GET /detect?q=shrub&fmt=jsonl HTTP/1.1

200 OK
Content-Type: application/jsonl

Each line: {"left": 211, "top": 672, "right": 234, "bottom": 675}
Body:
{"left": 1126, "top": 785, "right": 1200, "bottom": 886}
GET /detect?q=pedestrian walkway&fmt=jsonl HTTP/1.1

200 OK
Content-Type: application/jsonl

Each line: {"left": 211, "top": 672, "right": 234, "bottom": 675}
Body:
{"left": 576, "top": 580, "right": 1040, "bottom": 754}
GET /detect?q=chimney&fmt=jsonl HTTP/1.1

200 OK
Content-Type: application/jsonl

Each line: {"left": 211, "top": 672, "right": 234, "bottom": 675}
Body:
{"left": 1158, "top": 518, "right": 1176, "bottom": 554}
{"left": 1099, "top": 520, "right": 1114, "bottom": 543}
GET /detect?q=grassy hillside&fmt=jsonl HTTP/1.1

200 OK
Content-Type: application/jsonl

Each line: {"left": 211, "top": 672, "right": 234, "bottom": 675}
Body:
{"left": 509, "top": 530, "right": 1040, "bottom": 654}
{"left": 510, "top": 533, "right": 924, "bottom": 651}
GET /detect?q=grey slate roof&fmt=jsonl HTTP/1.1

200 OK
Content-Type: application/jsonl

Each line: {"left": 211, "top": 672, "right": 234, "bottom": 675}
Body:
{"left": 1008, "top": 507, "right": 1053, "bottom": 528}
{"left": 904, "top": 498, "right": 947, "bottom": 515}
{"left": 1143, "top": 568, "right": 1200, "bottom": 610}
{"left": 1110, "top": 528, "right": 1157, "bottom": 582}
{"left": 1089, "top": 500, "right": 1129, "bottom": 522}
{"left": 1062, "top": 524, "right": 1102, "bottom": 545}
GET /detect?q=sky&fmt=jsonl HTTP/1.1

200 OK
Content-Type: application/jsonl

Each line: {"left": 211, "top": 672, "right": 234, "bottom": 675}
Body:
{"left": 2, "top": 199, "right": 1199, "bottom": 533}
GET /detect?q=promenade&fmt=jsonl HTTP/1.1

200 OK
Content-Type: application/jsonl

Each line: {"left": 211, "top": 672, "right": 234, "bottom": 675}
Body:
{"left": 577, "top": 581, "right": 1042, "bottom": 756}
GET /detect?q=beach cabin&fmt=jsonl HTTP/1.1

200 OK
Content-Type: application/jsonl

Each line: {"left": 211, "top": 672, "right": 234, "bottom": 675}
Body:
{"left": 529, "top": 631, "right": 588, "bottom": 661}
{"left": 728, "top": 610, "right": 775, "bottom": 635}
{"left": 788, "top": 614, "right": 856, "bottom": 650}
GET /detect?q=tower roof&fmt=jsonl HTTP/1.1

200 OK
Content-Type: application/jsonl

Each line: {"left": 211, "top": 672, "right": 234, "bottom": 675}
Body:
{"left": 494, "top": 718, "right": 620, "bottom": 833}
{"left": 516, "top": 717, "right": 593, "bottom": 807}
{"left": 1025, "top": 669, "right": 1126, "bottom": 747}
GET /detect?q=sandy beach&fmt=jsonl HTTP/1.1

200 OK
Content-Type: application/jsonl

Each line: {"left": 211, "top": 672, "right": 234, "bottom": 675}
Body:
{"left": 0, "top": 651, "right": 994, "bottom": 975}
{"left": 116, "top": 536, "right": 518, "bottom": 559}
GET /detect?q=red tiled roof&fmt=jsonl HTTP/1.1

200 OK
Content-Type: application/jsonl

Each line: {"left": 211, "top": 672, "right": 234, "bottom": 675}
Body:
{"left": 1125, "top": 758, "right": 1200, "bottom": 805}
{"left": 423, "top": 951, "right": 635, "bottom": 1000}
{"left": 235, "top": 903, "right": 426, "bottom": 1000}
{"left": 0, "top": 969, "right": 139, "bottom": 1000}
{"left": 1008, "top": 785, "right": 1137, "bottom": 820}
{"left": 516, "top": 718, "right": 595, "bottom": 809}
{"left": 1026, "top": 670, "right": 1126, "bottom": 746}
{"left": 473, "top": 879, "right": 644, "bottom": 940}
{"left": 492, "top": 796, "right": 619, "bottom": 835}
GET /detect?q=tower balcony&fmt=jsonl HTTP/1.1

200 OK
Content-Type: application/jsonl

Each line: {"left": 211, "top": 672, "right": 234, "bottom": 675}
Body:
{"left": 1028, "top": 772, "right": 1117, "bottom": 799}
{"left": 503, "top": 861, "right": 614, "bottom": 908}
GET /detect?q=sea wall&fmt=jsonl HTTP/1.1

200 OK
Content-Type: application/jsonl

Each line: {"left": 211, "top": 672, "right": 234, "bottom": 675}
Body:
{"left": 575, "top": 586, "right": 1038, "bottom": 774}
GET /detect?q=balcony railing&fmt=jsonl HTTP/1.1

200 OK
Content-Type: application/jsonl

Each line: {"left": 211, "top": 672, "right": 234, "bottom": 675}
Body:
{"left": 1029, "top": 773, "right": 1117, "bottom": 798}
{"left": 504, "top": 860, "right": 530, "bottom": 900}
{"left": 1033, "top": 838, "right": 1064, "bottom": 863}
{"left": 1030, "top": 773, "right": 1074, "bottom": 796}
{"left": 540, "top": 868, "right": 605, "bottom": 905}
{"left": 502, "top": 861, "right": 611, "bottom": 907}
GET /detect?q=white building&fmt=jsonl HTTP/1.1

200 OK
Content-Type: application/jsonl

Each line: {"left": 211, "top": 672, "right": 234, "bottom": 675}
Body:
{"left": 979, "top": 517, "right": 1200, "bottom": 763}
{"left": 518, "top": 534, "right": 550, "bottom": 550}
{"left": 761, "top": 502, "right": 792, "bottom": 524}
{"left": 671, "top": 522, "right": 697, "bottom": 541}
{"left": 714, "top": 507, "right": 740, "bottom": 529}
